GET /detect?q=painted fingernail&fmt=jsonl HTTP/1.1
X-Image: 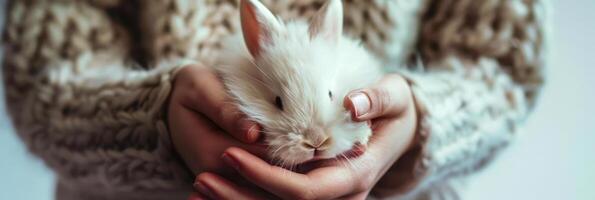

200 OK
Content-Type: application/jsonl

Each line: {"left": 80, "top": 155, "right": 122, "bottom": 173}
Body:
{"left": 247, "top": 124, "right": 261, "bottom": 142}
{"left": 241, "top": 121, "right": 259, "bottom": 142}
{"left": 348, "top": 92, "right": 371, "bottom": 117}
{"left": 222, "top": 152, "right": 239, "bottom": 170}
{"left": 193, "top": 181, "right": 215, "bottom": 199}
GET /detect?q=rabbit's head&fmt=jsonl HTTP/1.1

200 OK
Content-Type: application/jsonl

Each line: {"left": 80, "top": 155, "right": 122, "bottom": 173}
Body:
{"left": 218, "top": 0, "right": 382, "bottom": 167}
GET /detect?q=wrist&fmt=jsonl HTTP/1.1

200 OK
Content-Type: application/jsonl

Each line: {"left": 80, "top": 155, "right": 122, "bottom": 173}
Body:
{"left": 371, "top": 74, "right": 423, "bottom": 197}
{"left": 392, "top": 73, "right": 419, "bottom": 153}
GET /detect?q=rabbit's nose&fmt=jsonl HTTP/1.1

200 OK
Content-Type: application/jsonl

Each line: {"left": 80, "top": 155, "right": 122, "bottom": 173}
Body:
{"left": 302, "top": 136, "right": 332, "bottom": 150}
{"left": 302, "top": 126, "right": 332, "bottom": 150}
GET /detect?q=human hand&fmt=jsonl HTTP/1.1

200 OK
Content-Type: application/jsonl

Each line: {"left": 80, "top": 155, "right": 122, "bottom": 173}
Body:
{"left": 192, "top": 74, "right": 418, "bottom": 200}
{"left": 167, "top": 64, "right": 266, "bottom": 175}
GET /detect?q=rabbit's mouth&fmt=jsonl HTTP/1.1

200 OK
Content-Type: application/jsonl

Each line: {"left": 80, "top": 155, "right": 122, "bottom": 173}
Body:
{"left": 290, "top": 142, "right": 367, "bottom": 173}
{"left": 300, "top": 141, "right": 367, "bottom": 165}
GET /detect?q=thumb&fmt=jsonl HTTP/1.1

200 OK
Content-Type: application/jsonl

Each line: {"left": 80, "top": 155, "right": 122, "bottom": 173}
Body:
{"left": 343, "top": 74, "right": 411, "bottom": 122}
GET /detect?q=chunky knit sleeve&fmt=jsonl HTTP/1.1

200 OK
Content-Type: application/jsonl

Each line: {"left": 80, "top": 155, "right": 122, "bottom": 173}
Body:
{"left": 2, "top": 1, "right": 192, "bottom": 196}
{"left": 373, "top": 0, "right": 548, "bottom": 198}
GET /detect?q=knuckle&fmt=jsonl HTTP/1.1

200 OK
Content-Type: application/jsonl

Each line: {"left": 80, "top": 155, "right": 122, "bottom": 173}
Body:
{"left": 193, "top": 70, "right": 216, "bottom": 87}
{"left": 183, "top": 65, "right": 215, "bottom": 86}
{"left": 186, "top": 71, "right": 220, "bottom": 105}
{"left": 184, "top": 81, "right": 204, "bottom": 105}
{"left": 355, "top": 172, "right": 375, "bottom": 193}
{"left": 369, "top": 87, "right": 391, "bottom": 114}
{"left": 185, "top": 63, "right": 210, "bottom": 73}
{"left": 178, "top": 64, "right": 206, "bottom": 80}
{"left": 219, "top": 103, "right": 240, "bottom": 122}
{"left": 178, "top": 70, "right": 207, "bottom": 94}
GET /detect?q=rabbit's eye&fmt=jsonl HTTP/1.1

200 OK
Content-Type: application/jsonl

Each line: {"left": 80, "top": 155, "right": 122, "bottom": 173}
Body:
{"left": 328, "top": 91, "right": 333, "bottom": 100}
{"left": 275, "top": 96, "right": 284, "bottom": 111}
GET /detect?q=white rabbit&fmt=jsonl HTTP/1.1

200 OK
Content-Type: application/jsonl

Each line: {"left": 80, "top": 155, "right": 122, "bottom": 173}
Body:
{"left": 214, "top": 0, "right": 383, "bottom": 167}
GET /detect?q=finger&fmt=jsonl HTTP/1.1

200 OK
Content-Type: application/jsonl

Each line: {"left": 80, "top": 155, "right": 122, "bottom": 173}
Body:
{"left": 195, "top": 172, "right": 273, "bottom": 200}
{"left": 222, "top": 147, "right": 357, "bottom": 200}
{"left": 343, "top": 74, "right": 411, "bottom": 121}
{"left": 178, "top": 64, "right": 261, "bottom": 143}
{"left": 342, "top": 191, "right": 369, "bottom": 200}
{"left": 168, "top": 103, "right": 267, "bottom": 174}
{"left": 188, "top": 192, "right": 209, "bottom": 200}
{"left": 221, "top": 147, "right": 309, "bottom": 199}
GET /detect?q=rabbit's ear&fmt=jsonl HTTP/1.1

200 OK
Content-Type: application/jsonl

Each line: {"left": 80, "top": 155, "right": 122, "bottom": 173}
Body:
{"left": 240, "top": 0, "right": 281, "bottom": 58}
{"left": 309, "top": 0, "right": 343, "bottom": 45}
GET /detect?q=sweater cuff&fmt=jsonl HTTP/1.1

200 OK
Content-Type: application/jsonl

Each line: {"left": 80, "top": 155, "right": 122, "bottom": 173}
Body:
{"left": 375, "top": 58, "right": 528, "bottom": 197}
{"left": 375, "top": 70, "right": 472, "bottom": 198}
{"left": 153, "top": 59, "right": 195, "bottom": 183}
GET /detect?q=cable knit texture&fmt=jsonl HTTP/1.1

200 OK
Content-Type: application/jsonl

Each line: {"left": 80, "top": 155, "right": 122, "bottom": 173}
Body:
{"left": 2, "top": 0, "right": 547, "bottom": 199}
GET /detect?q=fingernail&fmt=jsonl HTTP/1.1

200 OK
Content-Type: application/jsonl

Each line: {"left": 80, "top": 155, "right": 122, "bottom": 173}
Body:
{"left": 349, "top": 92, "right": 371, "bottom": 117}
{"left": 193, "top": 181, "right": 215, "bottom": 199}
{"left": 241, "top": 121, "right": 259, "bottom": 142}
{"left": 222, "top": 152, "right": 239, "bottom": 170}
{"left": 246, "top": 124, "right": 260, "bottom": 142}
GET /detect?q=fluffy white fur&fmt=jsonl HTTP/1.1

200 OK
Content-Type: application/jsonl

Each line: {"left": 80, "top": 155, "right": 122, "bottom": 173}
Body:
{"left": 214, "top": 0, "right": 383, "bottom": 166}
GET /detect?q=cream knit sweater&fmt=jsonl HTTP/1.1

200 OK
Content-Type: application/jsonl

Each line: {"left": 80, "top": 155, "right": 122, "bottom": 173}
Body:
{"left": 2, "top": 0, "right": 547, "bottom": 199}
